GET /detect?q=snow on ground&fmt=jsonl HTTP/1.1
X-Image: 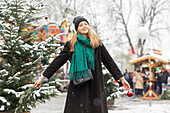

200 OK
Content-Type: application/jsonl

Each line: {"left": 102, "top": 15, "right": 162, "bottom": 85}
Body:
{"left": 31, "top": 92, "right": 170, "bottom": 113}
{"left": 109, "top": 104, "right": 170, "bottom": 113}
{"left": 109, "top": 97, "right": 170, "bottom": 113}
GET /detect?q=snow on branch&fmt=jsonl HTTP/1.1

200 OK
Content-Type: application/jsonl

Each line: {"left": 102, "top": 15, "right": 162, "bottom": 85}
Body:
{"left": 14, "top": 72, "right": 21, "bottom": 77}
{"left": 21, "top": 84, "right": 34, "bottom": 89}
{"left": 6, "top": 72, "right": 22, "bottom": 83}
{"left": 32, "top": 54, "right": 43, "bottom": 64}
{"left": 8, "top": 76, "right": 20, "bottom": 81}
{"left": 20, "top": 43, "right": 33, "bottom": 50}
{"left": 3, "top": 89, "right": 24, "bottom": 98}
{"left": 0, "top": 69, "right": 9, "bottom": 77}
{"left": 0, "top": 96, "right": 7, "bottom": 103}
{"left": 4, "top": 89, "right": 17, "bottom": 95}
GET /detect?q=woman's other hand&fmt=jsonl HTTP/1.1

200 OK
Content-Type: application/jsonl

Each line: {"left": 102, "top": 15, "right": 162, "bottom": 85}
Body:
{"left": 33, "top": 75, "right": 45, "bottom": 88}
{"left": 120, "top": 77, "right": 131, "bottom": 90}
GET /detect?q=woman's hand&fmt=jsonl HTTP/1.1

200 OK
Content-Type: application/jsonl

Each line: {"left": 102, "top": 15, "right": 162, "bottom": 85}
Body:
{"left": 120, "top": 77, "right": 131, "bottom": 90}
{"left": 33, "top": 75, "right": 45, "bottom": 89}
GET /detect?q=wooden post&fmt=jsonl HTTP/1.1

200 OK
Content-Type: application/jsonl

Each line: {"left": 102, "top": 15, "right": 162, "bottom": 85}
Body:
{"left": 149, "top": 56, "right": 152, "bottom": 80}
{"left": 142, "top": 56, "right": 159, "bottom": 100}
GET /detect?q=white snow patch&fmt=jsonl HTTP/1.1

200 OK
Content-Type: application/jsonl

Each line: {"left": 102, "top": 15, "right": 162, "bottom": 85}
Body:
{"left": 21, "top": 84, "right": 34, "bottom": 89}
{"left": 0, "top": 96, "right": 7, "bottom": 103}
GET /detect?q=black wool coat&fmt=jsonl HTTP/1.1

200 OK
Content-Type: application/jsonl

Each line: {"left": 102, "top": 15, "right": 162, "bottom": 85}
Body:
{"left": 43, "top": 41, "right": 123, "bottom": 113}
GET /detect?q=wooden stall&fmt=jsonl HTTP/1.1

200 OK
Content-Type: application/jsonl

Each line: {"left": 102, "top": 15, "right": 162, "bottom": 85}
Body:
{"left": 130, "top": 54, "right": 170, "bottom": 100}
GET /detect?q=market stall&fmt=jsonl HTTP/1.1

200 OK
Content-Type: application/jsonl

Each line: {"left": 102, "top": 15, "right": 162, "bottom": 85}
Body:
{"left": 130, "top": 54, "right": 170, "bottom": 100}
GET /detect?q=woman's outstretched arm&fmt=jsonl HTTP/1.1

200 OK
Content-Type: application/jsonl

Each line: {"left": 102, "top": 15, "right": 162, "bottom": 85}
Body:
{"left": 33, "top": 41, "right": 71, "bottom": 88}
{"left": 101, "top": 44, "right": 130, "bottom": 90}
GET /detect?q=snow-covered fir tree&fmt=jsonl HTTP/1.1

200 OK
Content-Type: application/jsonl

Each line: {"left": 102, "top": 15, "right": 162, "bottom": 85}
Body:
{"left": 103, "top": 66, "right": 125, "bottom": 101}
{"left": 0, "top": 0, "right": 62, "bottom": 112}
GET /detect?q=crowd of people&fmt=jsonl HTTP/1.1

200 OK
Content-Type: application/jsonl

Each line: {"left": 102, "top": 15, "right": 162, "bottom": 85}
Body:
{"left": 123, "top": 68, "right": 170, "bottom": 98}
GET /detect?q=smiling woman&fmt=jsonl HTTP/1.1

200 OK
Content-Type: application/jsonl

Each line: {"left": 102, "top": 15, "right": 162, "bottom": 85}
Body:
{"left": 33, "top": 16, "right": 131, "bottom": 113}
{"left": 78, "top": 21, "right": 89, "bottom": 35}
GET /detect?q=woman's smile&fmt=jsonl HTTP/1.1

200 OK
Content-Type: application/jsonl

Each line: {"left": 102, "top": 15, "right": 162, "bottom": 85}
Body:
{"left": 78, "top": 21, "right": 89, "bottom": 34}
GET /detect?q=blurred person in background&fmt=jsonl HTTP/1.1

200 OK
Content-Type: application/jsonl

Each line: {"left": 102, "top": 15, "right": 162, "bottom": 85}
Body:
{"left": 141, "top": 69, "right": 149, "bottom": 94}
{"left": 134, "top": 68, "right": 144, "bottom": 97}
{"left": 156, "top": 68, "right": 169, "bottom": 95}
{"left": 124, "top": 69, "right": 133, "bottom": 89}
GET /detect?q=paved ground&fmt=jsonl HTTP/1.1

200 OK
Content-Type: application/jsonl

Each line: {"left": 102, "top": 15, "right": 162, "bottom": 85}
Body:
{"left": 109, "top": 97, "right": 170, "bottom": 113}
{"left": 31, "top": 93, "right": 67, "bottom": 113}
{"left": 31, "top": 92, "right": 170, "bottom": 113}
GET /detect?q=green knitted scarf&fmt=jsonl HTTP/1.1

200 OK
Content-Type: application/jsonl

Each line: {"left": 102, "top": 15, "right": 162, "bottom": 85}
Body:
{"left": 69, "top": 33, "right": 95, "bottom": 80}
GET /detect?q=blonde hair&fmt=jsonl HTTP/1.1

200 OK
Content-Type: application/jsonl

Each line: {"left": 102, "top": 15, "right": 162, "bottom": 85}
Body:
{"left": 70, "top": 26, "right": 102, "bottom": 52}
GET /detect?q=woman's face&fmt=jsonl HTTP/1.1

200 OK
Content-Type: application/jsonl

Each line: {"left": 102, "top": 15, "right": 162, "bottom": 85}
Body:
{"left": 77, "top": 21, "right": 89, "bottom": 35}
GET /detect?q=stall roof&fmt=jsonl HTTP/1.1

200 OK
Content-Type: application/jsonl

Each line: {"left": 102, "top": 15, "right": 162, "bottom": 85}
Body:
{"left": 130, "top": 54, "right": 170, "bottom": 64}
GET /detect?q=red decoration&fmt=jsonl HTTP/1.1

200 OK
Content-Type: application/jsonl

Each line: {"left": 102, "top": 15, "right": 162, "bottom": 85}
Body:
{"left": 114, "top": 80, "right": 118, "bottom": 83}
{"left": 41, "top": 3, "right": 44, "bottom": 7}
{"left": 129, "top": 45, "right": 138, "bottom": 55}
{"left": 127, "top": 91, "right": 133, "bottom": 97}
{"left": 9, "top": 19, "right": 12, "bottom": 23}
{"left": 45, "top": 16, "right": 48, "bottom": 20}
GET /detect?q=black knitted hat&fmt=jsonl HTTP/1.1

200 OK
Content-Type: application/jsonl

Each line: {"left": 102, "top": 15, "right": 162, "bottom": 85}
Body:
{"left": 73, "top": 16, "right": 89, "bottom": 31}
